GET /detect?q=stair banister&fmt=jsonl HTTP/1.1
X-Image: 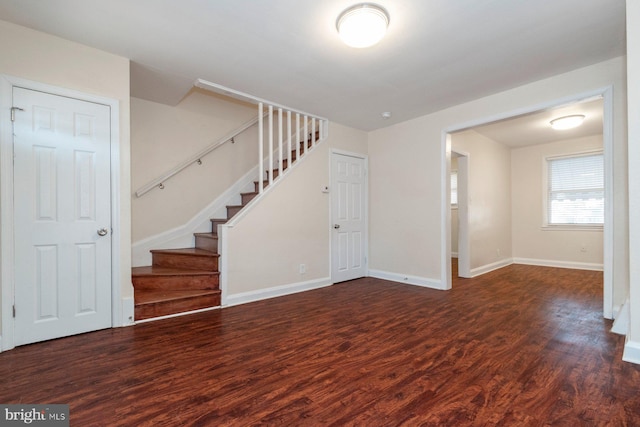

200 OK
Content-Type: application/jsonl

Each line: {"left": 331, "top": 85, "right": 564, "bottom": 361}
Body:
{"left": 195, "top": 79, "right": 329, "bottom": 123}
{"left": 135, "top": 112, "right": 268, "bottom": 198}
{"left": 136, "top": 78, "right": 329, "bottom": 198}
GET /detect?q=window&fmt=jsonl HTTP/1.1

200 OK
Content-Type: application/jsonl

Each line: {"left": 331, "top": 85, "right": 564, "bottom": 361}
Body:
{"left": 451, "top": 170, "right": 458, "bottom": 207}
{"left": 546, "top": 152, "right": 603, "bottom": 226}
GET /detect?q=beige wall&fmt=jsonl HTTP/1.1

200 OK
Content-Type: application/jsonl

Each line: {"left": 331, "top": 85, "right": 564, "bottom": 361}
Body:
{"left": 512, "top": 136, "right": 603, "bottom": 266}
{"left": 369, "top": 57, "right": 627, "bottom": 309}
{"left": 225, "top": 122, "right": 367, "bottom": 297}
{"left": 0, "top": 20, "right": 132, "bottom": 323}
{"left": 369, "top": 118, "right": 442, "bottom": 279}
{"left": 131, "top": 90, "right": 256, "bottom": 241}
{"left": 452, "top": 130, "right": 512, "bottom": 270}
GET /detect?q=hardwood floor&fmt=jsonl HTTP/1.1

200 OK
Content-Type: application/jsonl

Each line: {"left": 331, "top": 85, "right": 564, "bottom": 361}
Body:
{"left": 2, "top": 264, "right": 639, "bottom": 426}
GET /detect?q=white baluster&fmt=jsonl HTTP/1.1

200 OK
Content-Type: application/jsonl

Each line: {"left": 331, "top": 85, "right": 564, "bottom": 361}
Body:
{"left": 268, "top": 105, "right": 273, "bottom": 186}
{"left": 304, "top": 116, "right": 308, "bottom": 157}
{"left": 278, "top": 108, "right": 283, "bottom": 178}
{"left": 287, "top": 110, "right": 292, "bottom": 172}
{"left": 258, "top": 103, "right": 264, "bottom": 194}
{"left": 312, "top": 117, "right": 316, "bottom": 147}
{"left": 296, "top": 113, "right": 301, "bottom": 163}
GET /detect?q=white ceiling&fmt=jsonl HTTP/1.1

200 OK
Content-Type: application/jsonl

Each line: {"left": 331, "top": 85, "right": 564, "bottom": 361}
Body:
{"left": 466, "top": 98, "right": 604, "bottom": 148}
{"left": 0, "top": 0, "right": 625, "bottom": 131}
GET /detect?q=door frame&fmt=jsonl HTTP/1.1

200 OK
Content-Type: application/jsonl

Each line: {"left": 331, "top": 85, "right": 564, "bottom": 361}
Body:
{"left": 0, "top": 75, "right": 122, "bottom": 351}
{"left": 330, "top": 149, "right": 369, "bottom": 283}
{"left": 440, "top": 86, "right": 614, "bottom": 319}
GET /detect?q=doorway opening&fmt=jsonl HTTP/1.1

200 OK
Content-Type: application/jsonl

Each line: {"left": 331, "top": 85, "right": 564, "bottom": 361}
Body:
{"left": 442, "top": 89, "right": 612, "bottom": 319}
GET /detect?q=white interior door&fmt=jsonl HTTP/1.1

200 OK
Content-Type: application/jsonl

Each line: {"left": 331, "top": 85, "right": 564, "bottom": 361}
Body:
{"left": 331, "top": 153, "right": 367, "bottom": 283}
{"left": 13, "top": 87, "right": 112, "bottom": 346}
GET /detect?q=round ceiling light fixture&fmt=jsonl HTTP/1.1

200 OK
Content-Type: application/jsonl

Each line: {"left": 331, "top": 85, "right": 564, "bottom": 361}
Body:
{"left": 550, "top": 115, "right": 585, "bottom": 130}
{"left": 337, "top": 3, "right": 390, "bottom": 48}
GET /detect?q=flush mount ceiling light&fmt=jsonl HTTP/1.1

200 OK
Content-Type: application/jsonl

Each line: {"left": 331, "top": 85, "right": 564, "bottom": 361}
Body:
{"left": 550, "top": 115, "right": 585, "bottom": 130}
{"left": 337, "top": 3, "right": 389, "bottom": 48}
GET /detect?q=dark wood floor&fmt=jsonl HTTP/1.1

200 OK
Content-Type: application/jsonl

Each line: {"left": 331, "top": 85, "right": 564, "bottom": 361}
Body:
{"left": 2, "top": 264, "right": 640, "bottom": 426}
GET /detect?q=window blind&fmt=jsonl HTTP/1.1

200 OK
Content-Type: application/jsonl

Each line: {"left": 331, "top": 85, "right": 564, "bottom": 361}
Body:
{"left": 547, "top": 153, "right": 603, "bottom": 225}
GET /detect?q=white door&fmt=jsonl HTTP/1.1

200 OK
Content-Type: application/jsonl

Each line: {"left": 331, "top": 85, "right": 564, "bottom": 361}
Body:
{"left": 331, "top": 153, "right": 367, "bottom": 283}
{"left": 13, "top": 87, "right": 112, "bottom": 346}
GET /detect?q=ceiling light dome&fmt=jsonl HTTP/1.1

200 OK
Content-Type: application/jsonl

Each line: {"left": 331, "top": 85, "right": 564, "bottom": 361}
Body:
{"left": 337, "top": 3, "right": 389, "bottom": 48}
{"left": 550, "top": 115, "right": 585, "bottom": 130}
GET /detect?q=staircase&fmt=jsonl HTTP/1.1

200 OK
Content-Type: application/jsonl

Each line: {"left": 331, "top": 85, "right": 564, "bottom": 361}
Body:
{"left": 132, "top": 132, "right": 319, "bottom": 321}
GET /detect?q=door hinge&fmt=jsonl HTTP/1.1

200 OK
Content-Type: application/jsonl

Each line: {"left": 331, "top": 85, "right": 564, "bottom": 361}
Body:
{"left": 10, "top": 107, "right": 24, "bottom": 122}
{"left": 12, "top": 305, "right": 16, "bottom": 318}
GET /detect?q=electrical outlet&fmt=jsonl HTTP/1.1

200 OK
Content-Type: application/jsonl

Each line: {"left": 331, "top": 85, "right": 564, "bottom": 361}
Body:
{"left": 299, "top": 264, "right": 306, "bottom": 274}
{"left": 580, "top": 244, "right": 587, "bottom": 253}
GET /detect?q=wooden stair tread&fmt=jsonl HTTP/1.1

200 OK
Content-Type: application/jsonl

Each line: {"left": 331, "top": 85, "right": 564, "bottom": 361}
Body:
{"left": 150, "top": 248, "right": 219, "bottom": 257}
{"left": 193, "top": 232, "right": 217, "bottom": 238}
{"left": 135, "top": 289, "right": 220, "bottom": 305}
{"left": 132, "top": 266, "right": 218, "bottom": 277}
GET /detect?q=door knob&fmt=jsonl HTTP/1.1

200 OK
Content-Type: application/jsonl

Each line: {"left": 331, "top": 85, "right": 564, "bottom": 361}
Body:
{"left": 97, "top": 228, "right": 108, "bottom": 236}
{"left": 334, "top": 224, "right": 340, "bottom": 229}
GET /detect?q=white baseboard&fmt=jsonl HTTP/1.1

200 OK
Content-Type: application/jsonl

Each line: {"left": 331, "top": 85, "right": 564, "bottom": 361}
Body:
{"left": 451, "top": 252, "right": 458, "bottom": 258}
{"left": 225, "top": 277, "right": 332, "bottom": 307}
{"left": 623, "top": 338, "right": 640, "bottom": 365}
{"left": 121, "top": 296, "right": 136, "bottom": 326}
{"left": 513, "top": 257, "right": 603, "bottom": 271}
{"left": 469, "top": 258, "right": 513, "bottom": 277}
{"left": 368, "top": 269, "right": 444, "bottom": 290}
{"left": 131, "top": 166, "right": 259, "bottom": 266}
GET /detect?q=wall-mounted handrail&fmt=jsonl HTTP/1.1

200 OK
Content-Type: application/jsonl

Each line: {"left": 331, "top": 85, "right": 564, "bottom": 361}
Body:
{"left": 136, "top": 79, "right": 329, "bottom": 198}
{"left": 134, "top": 112, "right": 268, "bottom": 198}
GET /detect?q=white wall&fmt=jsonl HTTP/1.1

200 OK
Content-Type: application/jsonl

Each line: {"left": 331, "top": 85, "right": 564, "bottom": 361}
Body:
{"left": 0, "top": 21, "right": 132, "bottom": 324}
{"left": 625, "top": 0, "right": 640, "bottom": 362}
{"left": 224, "top": 122, "right": 367, "bottom": 301}
{"left": 131, "top": 90, "right": 256, "bottom": 242}
{"left": 368, "top": 57, "right": 627, "bottom": 308}
{"left": 452, "top": 130, "right": 512, "bottom": 273}
{"left": 512, "top": 136, "right": 603, "bottom": 268}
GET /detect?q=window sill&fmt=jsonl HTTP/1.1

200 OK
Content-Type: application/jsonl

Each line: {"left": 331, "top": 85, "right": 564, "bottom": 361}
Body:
{"left": 541, "top": 225, "right": 603, "bottom": 232}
